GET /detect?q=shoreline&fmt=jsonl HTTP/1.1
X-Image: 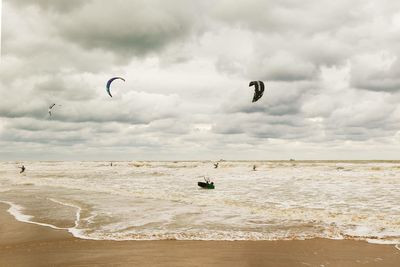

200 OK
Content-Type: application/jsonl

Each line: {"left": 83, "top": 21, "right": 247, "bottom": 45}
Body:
{"left": 1, "top": 203, "right": 399, "bottom": 267}
{"left": 4, "top": 160, "right": 400, "bottom": 163}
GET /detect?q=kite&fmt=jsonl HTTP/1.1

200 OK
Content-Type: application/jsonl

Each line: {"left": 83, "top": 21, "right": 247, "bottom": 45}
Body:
{"left": 106, "top": 77, "right": 125, "bottom": 97}
{"left": 249, "top": 81, "right": 265, "bottom": 103}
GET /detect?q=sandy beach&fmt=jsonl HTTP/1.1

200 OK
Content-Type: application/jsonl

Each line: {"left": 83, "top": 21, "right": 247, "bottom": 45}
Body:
{"left": 1, "top": 204, "right": 399, "bottom": 267}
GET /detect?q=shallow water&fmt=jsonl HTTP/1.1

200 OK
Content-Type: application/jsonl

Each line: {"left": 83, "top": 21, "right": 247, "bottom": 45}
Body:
{"left": 0, "top": 161, "right": 399, "bottom": 244}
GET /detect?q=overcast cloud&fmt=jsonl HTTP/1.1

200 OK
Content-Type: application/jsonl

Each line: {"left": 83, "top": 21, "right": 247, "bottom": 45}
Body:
{"left": 1, "top": 0, "right": 400, "bottom": 160}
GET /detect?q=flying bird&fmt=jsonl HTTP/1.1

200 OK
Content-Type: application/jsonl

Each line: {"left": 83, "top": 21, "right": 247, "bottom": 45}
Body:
{"left": 249, "top": 81, "right": 265, "bottom": 103}
{"left": 106, "top": 77, "right": 125, "bottom": 97}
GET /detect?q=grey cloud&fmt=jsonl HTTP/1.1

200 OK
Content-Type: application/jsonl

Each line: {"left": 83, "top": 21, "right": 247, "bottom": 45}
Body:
{"left": 212, "top": 30, "right": 349, "bottom": 82}
{"left": 354, "top": 79, "right": 400, "bottom": 92}
{"left": 212, "top": 109, "right": 309, "bottom": 138}
{"left": 47, "top": 93, "right": 181, "bottom": 124}
{"left": 0, "top": 85, "right": 182, "bottom": 125}
{"left": 351, "top": 55, "right": 400, "bottom": 92}
{"left": 210, "top": 0, "right": 362, "bottom": 35}
{"left": 1, "top": 127, "right": 88, "bottom": 146}
{"left": 0, "top": 95, "right": 48, "bottom": 120}
{"left": 215, "top": 57, "right": 245, "bottom": 76}
{"left": 145, "top": 119, "right": 192, "bottom": 135}
{"left": 326, "top": 98, "right": 396, "bottom": 130}
{"left": 247, "top": 51, "right": 317, "bottom": 82}
{"left": 250, "top": 124, "right": 312, "bottom": 140}
{"left": 233, "top": 103, "right": 300, "bottom": 116}
{"left": 213, "top": 68, "right": 400, "bottom": 144}
{"left": 52, "top": 0, "right": 204, "bottom": 58}
{"left": 5, "top": 118, "right": 121, "bottom": 134}
{"left": 209, "top": 1, "right": 382, "bottom": 82}
{"left": 10, "top": 0, "right": 86, "bottom": 12}
{"left": 324, "top": 126, "right": 395, "bottom": 142}
{"left": 1, "top": 4, "right": 116, "bottom": 79}
{"left": 34, "top": 75, "right": 97, "bottom": 102}
{"left": 222, "top": 82, "right": 315, "bottom": 115}
{"left": 3, "top": 0, "right": 400, "bottom": 159}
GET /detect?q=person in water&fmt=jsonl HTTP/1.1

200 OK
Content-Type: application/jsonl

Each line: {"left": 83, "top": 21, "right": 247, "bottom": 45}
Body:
{"left": 253, "top": 165, "right": 256, "bottom": 171}
{"left": 19, "top": 165, "right": 25, "bottom": 173}
{"left": 214, "top": 162, "right": 219, "bottom": 168}
{"left": 204, "top": 177, "right": 212, "bottom": 184}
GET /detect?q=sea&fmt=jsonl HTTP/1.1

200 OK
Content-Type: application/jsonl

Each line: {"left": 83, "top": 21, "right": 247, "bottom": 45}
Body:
{"left": 0, "top": 161, "right": 399, "bottom": 246}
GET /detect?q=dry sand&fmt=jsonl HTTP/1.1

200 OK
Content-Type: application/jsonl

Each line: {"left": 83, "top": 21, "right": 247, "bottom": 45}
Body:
{"left": 0, "top": 204, "right": 399, "bottom": 267}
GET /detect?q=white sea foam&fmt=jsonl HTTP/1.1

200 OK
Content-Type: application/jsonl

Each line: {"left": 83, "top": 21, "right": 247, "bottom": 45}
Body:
{"left": 0, "top": 200, "right": 67, "bottom": 231}
{"left": 0, "top": 161, "right": 399, "bottom": 244}
{"left": 1, "top": 201, "right": 33, "bottom": 223}
{"left": 1, "top": 199, "right": 92, "bottom": 239}
{"left": 47, "top": 198, "right": 81, "bottom": 228}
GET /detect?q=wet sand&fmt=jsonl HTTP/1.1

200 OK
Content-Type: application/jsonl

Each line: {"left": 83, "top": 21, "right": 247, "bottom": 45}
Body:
{"left": 0, "top": 204, "right": 399, "bottom": 267}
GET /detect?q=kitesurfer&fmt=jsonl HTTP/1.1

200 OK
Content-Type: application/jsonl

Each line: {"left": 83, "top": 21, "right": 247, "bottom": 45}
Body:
{"left": 48, "top": 103, "right": 61, "bottom": 116}
{"left": 19, "top": 165, "right": 25, "bottom": 173}
{"left": 48, "top": 104, "right": 56, "bottom": 116}
{"left": 198, "top": 177, "right": 215, "bottom": 189}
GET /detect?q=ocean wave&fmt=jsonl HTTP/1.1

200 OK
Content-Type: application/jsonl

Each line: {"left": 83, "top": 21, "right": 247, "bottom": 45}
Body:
{"left": 0, "top": 161, "right": 399, "bottom": 246}
{"left": 0, "top": 200, "right": 67, "bottom": 231}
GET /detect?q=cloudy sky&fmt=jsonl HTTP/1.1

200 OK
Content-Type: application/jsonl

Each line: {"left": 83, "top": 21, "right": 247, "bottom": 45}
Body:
{"left": 1, "top": 0, "right": 400, "bottom": 160}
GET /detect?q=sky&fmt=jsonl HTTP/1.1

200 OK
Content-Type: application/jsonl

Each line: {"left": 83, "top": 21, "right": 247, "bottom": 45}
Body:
{"left": 1, "top": 0, "right": 400, "bottom": 160}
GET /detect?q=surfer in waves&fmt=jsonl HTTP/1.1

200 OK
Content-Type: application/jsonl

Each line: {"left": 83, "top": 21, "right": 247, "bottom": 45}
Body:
{"left": 19, "top": 165, "right": 25, "bottom": 173}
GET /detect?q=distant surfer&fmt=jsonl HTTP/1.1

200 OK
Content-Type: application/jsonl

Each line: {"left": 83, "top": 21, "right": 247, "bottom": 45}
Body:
{"left": 214, "top": 162, "right": 219, "bottom": 169}
{"left": 198, "top": 177, "right": 215, "bottom": 189}
{"left": 48, "top": 103, "right": 61, "bottom": 116}
{"left": 19, "top": 165, "right": 25, "bottom": 173}
{"left": 205, "top": 177, "right": 214, "bottom": 186}
{"left": 253, "top": 165, "right": 256, "bottom": 171}
{"left": 110, "top": 162, "right": 113, "bottom": 167}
